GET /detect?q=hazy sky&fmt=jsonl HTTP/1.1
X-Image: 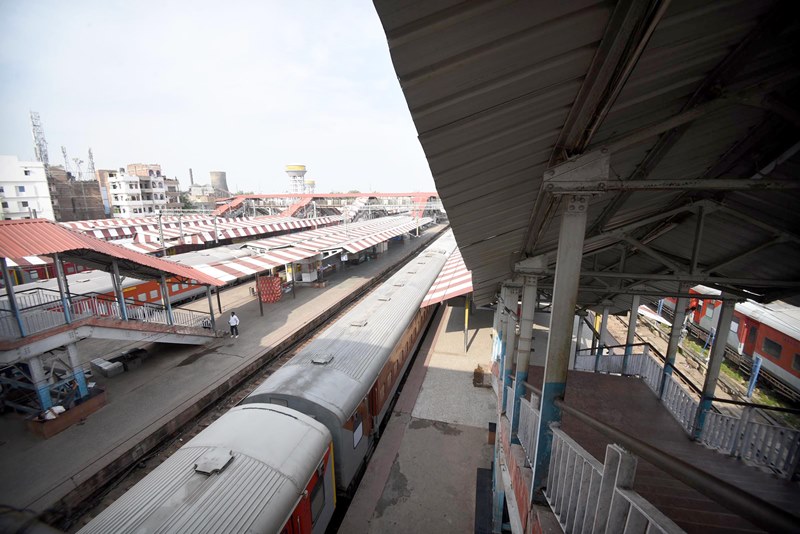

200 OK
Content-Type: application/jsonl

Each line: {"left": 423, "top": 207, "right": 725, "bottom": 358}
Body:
{"left": 0, "top": 1, "right": 436, "bottom": 193}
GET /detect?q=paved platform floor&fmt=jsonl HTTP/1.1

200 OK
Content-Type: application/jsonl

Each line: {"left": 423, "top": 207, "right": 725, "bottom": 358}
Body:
{"left": 0, "top": 228, "right": 444, "bottom": 514}
{"left": 340, "top": 304, "right": 495, "bottom": 533}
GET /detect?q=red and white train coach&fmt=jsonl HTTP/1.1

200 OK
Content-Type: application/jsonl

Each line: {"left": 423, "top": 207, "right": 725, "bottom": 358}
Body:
{"left": 662, "top": 286, "right": 800, "bottom": 400}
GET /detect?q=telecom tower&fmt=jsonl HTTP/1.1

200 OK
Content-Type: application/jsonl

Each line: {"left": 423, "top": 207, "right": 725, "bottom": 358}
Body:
{"left": 29, "top": 111, "right": 50, "bottom": 167}
{"left": 286, "top": 165, "right": 307, "bottom": 195}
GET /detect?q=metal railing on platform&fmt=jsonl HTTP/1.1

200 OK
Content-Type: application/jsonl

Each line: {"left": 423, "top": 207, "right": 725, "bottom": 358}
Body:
{"left": 0, "top": 292, "right": 212, "bottom": 339}
{"left": 546, "top": 425, "right": 683, "bottom": 534}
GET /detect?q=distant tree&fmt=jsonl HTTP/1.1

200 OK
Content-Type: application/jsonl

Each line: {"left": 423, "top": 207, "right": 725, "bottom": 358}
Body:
{"left": 180, "top": 193, "right": 195, "bottom": 210}
{"left": 347, "top": 189, "right": 361, "bottom": 194}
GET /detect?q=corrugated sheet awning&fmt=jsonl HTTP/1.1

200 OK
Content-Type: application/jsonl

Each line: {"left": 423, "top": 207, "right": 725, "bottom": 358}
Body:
{"left": 421, "top": 245, "right": 473, "bottom": 307}
{"left": 0, "top": 219, "right": 224, "bottom": 286}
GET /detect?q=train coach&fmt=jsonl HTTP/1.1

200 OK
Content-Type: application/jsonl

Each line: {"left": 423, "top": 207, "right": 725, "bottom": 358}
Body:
{"left": 78, "top": 231, "right": 457, "bottom": 533}
{"left": 660, "top": 287, "right": 800, "bottom": 399}
{"left": 80, "top": 404, "right": 335, "bottom": 534}
{"left": 243, "top": 231, "right": 456, "bottom": 493}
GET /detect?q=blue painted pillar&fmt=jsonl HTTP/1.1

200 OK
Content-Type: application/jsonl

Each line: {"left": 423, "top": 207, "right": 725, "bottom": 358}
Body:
{"left": 492, "top": 439, "right": 505, "bottom": 533}
{"left": 532, "top": 194, "right": 589, "bottom": 500}
{"left": 660, "top": 286, "right": 689, "bottom": 398}
{"left": 28, "top": 355, "right": 53, "bottom": 411}
{"left": 657, "top": 298, "right": 664, "bottom": 316}
{"left": 66, "top": 343, "right": 89, "bottom": 398}
{"left": 512, "top": 274, "right": 537, "bottom": 439}
{"left": 501, "top": 282, "right": 521, "bottom": 411}
{"left": 623, "top": 294, "right": 640, "bottom": 373}
{"left": 53, "top": 253, "right": 72, "bottom": 324}
{"left": 693, "top": 295, "right": 735, "bottom": 440}
{"left": 492, "top": 297, "right": 502, "bottom": 362}
{"left": 0, "top": 257, "right": 26, "bottom": 337}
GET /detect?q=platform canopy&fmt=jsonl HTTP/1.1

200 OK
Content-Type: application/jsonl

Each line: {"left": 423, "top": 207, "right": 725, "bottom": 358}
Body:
{"left": 0, "top": 219, "right": 224, "bottom": 286}
{"left": 374, "top": 0, "right": 800, "bottom": 312}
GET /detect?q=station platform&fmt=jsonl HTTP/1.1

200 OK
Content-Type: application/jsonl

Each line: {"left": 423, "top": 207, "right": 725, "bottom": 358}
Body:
{"left": 0, "top": 227, "right": 445, "bottom": 517}
{"left": 340, "top": 304, "right": 496, "bottom": 533}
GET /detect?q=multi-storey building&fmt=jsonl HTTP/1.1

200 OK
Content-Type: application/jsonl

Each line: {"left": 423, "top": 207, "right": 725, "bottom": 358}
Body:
{"left": 164, "top": 177, "right": 181, "bottom": 211}
{"left": 0, "top": 155, "right": 55, "bottom": 220}
{"left": 97, "top": 164, "right": 169, "bottom": 217}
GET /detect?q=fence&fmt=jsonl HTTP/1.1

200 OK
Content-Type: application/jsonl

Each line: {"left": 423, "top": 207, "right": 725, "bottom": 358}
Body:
{"left": 546, "top": 425, "right": 683, "bottom": 534}
{"left": 0, "top": 293, "right": 212, "bottom": 339}
{"left": 580, "top": 345, "right": 800, "bottom": 478}
{"left": 574, "top": 344, "right": 649, "bottom": 376}
{"left": 517, "top": 394, "right": 540, "bottom": 465}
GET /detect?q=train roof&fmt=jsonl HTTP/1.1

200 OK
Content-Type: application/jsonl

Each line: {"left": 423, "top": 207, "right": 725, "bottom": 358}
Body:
{"left": 736, "top": 300, "right": 800, "bottom": 341}
{"left": 247, "top": 231, "right": 457, "bottom": 424}
{"left": 79, "top": 404, "right": 330, "bottom": 534}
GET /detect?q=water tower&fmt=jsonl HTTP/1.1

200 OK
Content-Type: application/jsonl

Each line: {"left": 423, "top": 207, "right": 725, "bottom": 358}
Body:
{"left": 304, "top": 179, "right": 316, "bottom": 194}
{"left": 286, "top": 165, "right": 307, "bottom": 195}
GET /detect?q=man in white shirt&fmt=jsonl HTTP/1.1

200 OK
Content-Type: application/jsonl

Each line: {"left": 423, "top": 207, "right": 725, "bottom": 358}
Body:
{"left": 229, "top": 311, "right": 240, "bottom": 338}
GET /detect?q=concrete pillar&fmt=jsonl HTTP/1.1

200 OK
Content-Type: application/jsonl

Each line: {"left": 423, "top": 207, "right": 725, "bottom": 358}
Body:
{"left": 512, "top": 275, "right": 537, "bottom": 438}
{"left": 28, "top": 355, "right": 52, "bottom": 411}
{"left": 160, "top": 274, "right": 174, "bottom": 325}
{"left": 111, "top": 260, "right": 128, "bottom": 321}
{"left": 53, "top": 253, "right": 72, "bottom": 324}
{"left": 501, "top": 282, "right": 521, "bottom": 411}
{"left": 623, "top": 294, "right": 640, "bottom": 373}
{"left": 206, "top": 286, "right": 216, "bottom": 330}
{"left": 660, "top": 286, "right": 689, "bottom": 398}
{"left": 693, "top": 296, "right": 736, "bottom": 440}
{"left": 532, "top": 194, "right": 589, "bottom": 499}
{"left": 66, "top": 343, "right": 88, "bottom": 397}
{"left": 1, "top": 257, "right": 26, "bottom": 337}
{"left": 497, "top": 286, "right": 509, "bottom": 381}
{"left": 492, "top": 297, "right": 502, "bottom": 362}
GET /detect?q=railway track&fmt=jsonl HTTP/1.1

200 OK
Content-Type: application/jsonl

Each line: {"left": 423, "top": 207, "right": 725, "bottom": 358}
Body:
{"left": 55, "top": 229, "right": 449, "bottom": 533}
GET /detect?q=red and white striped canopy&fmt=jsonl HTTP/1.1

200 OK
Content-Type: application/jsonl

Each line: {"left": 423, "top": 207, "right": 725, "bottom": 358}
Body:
{"left": 421, "top": 246, "right": 473, "bottom": 307}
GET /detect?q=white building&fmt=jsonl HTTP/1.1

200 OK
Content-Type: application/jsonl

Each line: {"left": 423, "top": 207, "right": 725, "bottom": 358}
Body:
{"left": 99, "top": 168, "right": 168, "bottom": 217}
{"left": 0, "top": 155, "right": 55, "bottom": 220}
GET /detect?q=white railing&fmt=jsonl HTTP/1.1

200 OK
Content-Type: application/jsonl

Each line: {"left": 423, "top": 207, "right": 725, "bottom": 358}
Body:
{"left": 504, "top": 386, "right": 514, "bottom": 418}
{"left": 640, "top": 353, "right": 663, "bottom": 394}
{"left": 517, "top": 395, "right": 539, "bottom": 465}
{"left": 574, "top": 349, "right": 647, "bottom": 376}
{"left": 660, "top": 375, "right": 698, "bottom": 434}
{"left": 546, "top": 425, "right": 684, "bottom": 534}
{"left": 701, "top": 410, "right": 800, "bottom": 477}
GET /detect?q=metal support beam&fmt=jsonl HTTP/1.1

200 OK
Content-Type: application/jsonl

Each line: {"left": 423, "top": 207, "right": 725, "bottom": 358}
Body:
{"left": 538, "top": 269, "right": 800, "bottom": 288}
{"left": 690, "top": 206, "right": 705, "bottom": 274}
{"left": 501, "top": 282, "right": 521, "bottom": 411}
{"left": 532, "top": 194, "right": 590, "bottom": 500}
{"left": 160, "top": 274, "right": 174, "bottom": 326}
{"left": 464, "top": 292, "right": 470, "bottom": 353}
{"left": 0, "top": 257, "right": 25, "bottom": 337}
{"left": 53, "top": 252, "right": 72, "bottom": 324}
{"left": 547, "top": 178, "right": 800, "bottom": 194}
{"left": 660, "top": 286, "right": 689, "bottom": 398}
{"left": 512, "top": 275, "right": 538, "bottom": 439}
{"left": 599, "top": 306, "right": 610, "bottom": 348}
{"left": 618, "top": 234, "right": 686, "bottom": 273}
{"left": 693, "top": 296, "right": 736, "bottom": 440}
{"left": 206, "top": 286, "right": 216, "bottom": 331}
{"left": 111, "top": 260, "right": 128, "bottom": 321}
{"left": 705, "top": 235, "right": 784, "bottom": 274}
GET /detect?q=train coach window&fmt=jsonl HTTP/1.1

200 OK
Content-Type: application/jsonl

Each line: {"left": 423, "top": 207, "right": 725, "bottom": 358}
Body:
{"left": 310, "top": 478, "right": 325, "bottom": 526}
{"left": 793, "top": 354, "right": 800, "bottom": 372}
{"left": 704, "top": 303, "right": 714, "bottom": 318}
{"left": 730, "top": 317, "right": 739, "bottom": 333}
{"left": 762, "top": 338, "right": 782, "bottom": 361}
{"left": 150, "top": 289, "right": 159, "bottom": 299}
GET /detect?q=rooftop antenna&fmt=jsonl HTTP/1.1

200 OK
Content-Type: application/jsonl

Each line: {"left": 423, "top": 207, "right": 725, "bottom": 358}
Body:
{"left": 87, "top": 148, "right": 96, "bottom": 180}
{"left": 61, "top": 146, "right": 72, "bottom": 176}
{"left": 30, "top": 111, "right": 50, "bottom": 167}
{"left": 72, "top": 157, "right": 84, "bottom": 181}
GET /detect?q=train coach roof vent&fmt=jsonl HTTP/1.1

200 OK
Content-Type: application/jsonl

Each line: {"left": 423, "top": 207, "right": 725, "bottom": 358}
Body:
{"left": 194, "top": 447, "right": 234, "bottom": 475}
{"left": 393, "top": 281, "right": 406, "bottom": 287}
{"left": 350, "top": 319, "right": 368, "bottom": 327}
{"left": 311, "top": 353, "right": 334, "bottom": 365}
{"left": 378, "top": 296, "right": 392, "bottom": 301}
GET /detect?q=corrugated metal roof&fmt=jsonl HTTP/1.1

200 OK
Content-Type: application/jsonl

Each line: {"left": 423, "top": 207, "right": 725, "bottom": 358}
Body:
{"left": 375, "top": 0, "right": 800, "bottom": 309}
{"left": 0, "top": 219, "right": 224, "bottom": 286}
{"left": 79, "top": 404, "right": 330, "bottom": 534}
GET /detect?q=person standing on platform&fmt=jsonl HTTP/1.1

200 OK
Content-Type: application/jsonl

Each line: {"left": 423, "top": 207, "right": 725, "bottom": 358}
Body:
{"left": 229, "top": 311, "right": 240, "bottom": 338}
